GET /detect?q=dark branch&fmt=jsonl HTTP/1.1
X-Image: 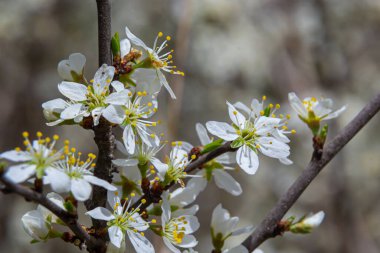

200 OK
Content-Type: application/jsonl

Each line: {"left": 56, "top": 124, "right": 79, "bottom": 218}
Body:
{"left": 0, "top": 175, "right": 99, "bottom": 248}
{"left": 96, "top": 0, "right": 112, "bottom": 66}
{"left": 243, "top": 92, "right": 380, "bottom": 250}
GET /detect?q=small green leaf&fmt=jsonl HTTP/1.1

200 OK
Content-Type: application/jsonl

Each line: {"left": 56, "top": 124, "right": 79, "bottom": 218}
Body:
{"left": 111, "top": 32, "right": 121, "bottom": 56}
{"left": 201, "top": 139, "right": 224, "bottom": 155}
{"left": 230, "top": 138, "right": 244, "bottom": 149}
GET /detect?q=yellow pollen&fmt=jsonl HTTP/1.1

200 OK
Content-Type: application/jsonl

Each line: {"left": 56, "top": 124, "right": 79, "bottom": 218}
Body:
{"left": 260, "top": 110, "right": 264, "bottom": 116}
{"left": 158, "top": 32, "right": 163, "bottom": 37}
{"left": 22, "top": 131, "right": 29, "bottom": 138}
{"left": 131, "top": 192, "right": 136, "bottom": 197}
{"left": 233, "top": 111, "right": 238, "bottom": 115}
{"left": 255, "top": 144, "right": 260, "bottom": 149}
{"left": 286, "top": 114, "right": 291, "bottom": 120}
{"left": 15, "top": 147, "right": 21, "bottom": 152}
{"left": 147, "top": 102, "right": 153, "bottom": 107}
{"left": 168, "top": 55, "right": 173, "bottom": 60}
{"left": 106, "top": 78, "right": 111, "bottom": 83}
{"left": 276, "top": 104, "right": 281, "bottom": 109}
{"left": 140, "top": 232, "right": 145, "bottom": 236}
{"left": 90, "top": 79, "right": 94, "bottom": 83}
{"left": 114, "top": 191, "right": 119, "bottom": 196}
{"left": 291, "top": 130, "right": 296, "bottom": 134}
{"left": 141, "top": 199, "right": 147, "bottom": 204}
{"left": 36, "top": 131, "right": 43, "bottom": 138}
{"left": 191, "top": 154, "right": 196, "bottom": 160}
{"left": 262, "top": 95, "right": 267, "bottom": 101}
{"left": 151, "top": 219, "right": 157, "bottom": 224}
{"left": 128, "top": 92, "right": 132, "bottom": 97}
{"left": 137, "top": 91, "right": 142, "bottom": 96}
{"left": 53, "top": 134, "right": 59, "bottom": 140}
{"left": 64, "top": 140, "right": 70, "bottom": 145}
{"left": 311, "top": 97, "right": 317, "bottom": 102}
{"left": 45, "top": 137, "right": 51, "bottom": 143}
{"left": 70, "top": 147, "right": 76, "bottom": 153}
{"left": 91, "top": 163, "right": 96, "bottom": 167}
{"left": 150, "top": 133, "right": 156, "bottom": 138}
{"left": 269, "top": 104, "right": 274, "bottom": 109}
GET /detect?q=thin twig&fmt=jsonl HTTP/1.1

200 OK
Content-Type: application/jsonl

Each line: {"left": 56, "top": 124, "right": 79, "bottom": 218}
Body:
{"left": 243, "top": 92, "right": 380, "bottom": 250}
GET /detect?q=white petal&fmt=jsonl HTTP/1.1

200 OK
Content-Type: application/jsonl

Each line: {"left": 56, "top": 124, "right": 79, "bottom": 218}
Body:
{"left": 206, "top": 121, "right": 238, "bottom": 141}
{"left": 323, "top": 106, "right": 346, "bottom": 120}
{"left": 109, "top": 225, "right": 124, "bottom": 248}
{"left": 86, "top": 207, "right": 114, "bottom": 221}
{"left": 60, "top": 103, "right": 85, "bottom": 120}
{"left": 163, "top": 237, "right": 181, "bottom": 253}
{"left": 151, "top": 157, "right": 168, "bottom": 180}
{"left": 211, "top": 204, "right": 231, "bottom": 234}
{"left": 161, "top": 191, "right": 171, "bottom": 223}
{"left": 213, "top": 169, "right": 242, "bottom": 196}
{"left": 181, "top": 215, "right": 200, "bottom": 233}
{"left": 93, "top": 64, "right": 115, "bottom": 95}
{"left": 178, "top": 234, "right": 198, "bottom": 248}
{"left": 231, "top": 225, "right": 254, "bottom": 236}
{"left": 216, "top": 153, "right": 235, "bottom": 165}
{"left": 279, "top": 157, "right": 293, "bottom": 165}
{"left": 288, "top": 92, "right": 307, "bottom": 117}
{"left": 236, "top": 146, "right": 259, "bottom": 175}
{"left": 195, "top": 123, "right": 211, "bottom": 145}
{"left": 127, "top": 230, "right": 155, "bottom": 253}
{"left": 173, "top": 205, "right": 199, "bottom": 217}
{"left": 22, "top": 210, "right": 49, "bottom": 240}
{"left": 69, "top": 53, "right": 86, "bottom": 73}
{"left": 122, "top": 125, "right": 136, "bottom": 154}
{"left": 71, "top": 178, "right": 92, "bottom": 201}
{"left": 84, "top": 175, "right": 117, "bottom": 191}
{"left": 91, "top": 107, "right": 104, "bottom": 126}
{"left": 186, "top": 176, "right": 207, "bottom": 195}
{"left": 120, "top": 39, "right": 131, "bottom": 58}
{"left": 303, "top": 211, "right": 325, "bottom": 227}
{"left": 112, "top": 159, "right": 138, "bottom": 167}
{"left": 254, "top": 117, "right": 281, "bottom": 136}
{"left": 227, "top": 101, "right": 246, "bottom": 128}
{"left": 233, "top": 102, "right": 251, "bottom": 115}
{"left": 42, "top": 98, "right": 68, "bottom": 112}
{"left": 157, "top": 70, "right": 176, "bottom": 99}
{"left": 102, "top": 105, "right": 125, "bottom": 124}
{"left": 45, "top": 169, "right": 71, "bottom": 193}
{"left": 58, "top": 81, "right": 88, "bottom": 101}
{"left": 125, "top": 26, "right": 149, "bottom": 50}
{"left": 257, "top": 137, "right": 290, "bottom": 159}
{"left": 0, "top": 150, "right": 31, "bottom": 162}
{"left": 110, "top": 81, "right": 125, "bottom": 93}
{"left": 136, "top": 124, "right": 159, "bottom": 147}
{"left": 105, "top": 89, "right": 131, "bottom": 105}
{"left": 250, "top": 99, "right": 263, "bottom": 117}
{"left": 225, "top": 245, "right": 249, "bottom": 253}
{"left": 4, "top": 164, "right": 36, "bottom": 183}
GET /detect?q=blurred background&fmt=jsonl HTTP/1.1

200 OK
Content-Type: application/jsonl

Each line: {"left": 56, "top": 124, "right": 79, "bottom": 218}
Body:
{"left": 0, "top": 0, "right": 379, "bottom": 252}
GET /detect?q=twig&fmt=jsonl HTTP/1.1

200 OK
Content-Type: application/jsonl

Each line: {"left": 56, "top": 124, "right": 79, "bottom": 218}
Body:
{"left": 0, "top": 175, "right": 99, "bottom": 248}
{"left": 243, "top": 92, "right": 380, "bottom": 250}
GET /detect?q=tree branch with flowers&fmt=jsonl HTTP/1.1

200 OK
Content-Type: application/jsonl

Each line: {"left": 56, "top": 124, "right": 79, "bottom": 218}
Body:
{"left": 0, "top": 1, "right": 379, "bottom": 253}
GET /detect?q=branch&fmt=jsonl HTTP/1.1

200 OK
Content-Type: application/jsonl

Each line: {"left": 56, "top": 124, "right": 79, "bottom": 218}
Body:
{"left": 243, "top": 92, "right": 380, "bottom": 250}
{"left": 0, "top": 174, "right": 99, "bottom": 248}
{"left": 84, "top": 1, "right": 114, "bottom": 251}
{"left": 129, "top": 142, "right": 236, "bottom": 211}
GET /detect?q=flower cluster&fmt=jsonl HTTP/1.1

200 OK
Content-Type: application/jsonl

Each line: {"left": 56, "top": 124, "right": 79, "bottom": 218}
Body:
{"left": 0, "top": 24, "right": 343, "bottom": 253}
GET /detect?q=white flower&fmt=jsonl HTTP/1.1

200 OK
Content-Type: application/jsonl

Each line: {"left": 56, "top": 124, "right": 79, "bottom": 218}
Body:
{"left": 288, "top": 92, "right": 346, "bottom": 134}
{"left": 22, "top": 210, "right": 50, "bottom": 241}
{"left": 290, "top": 211, "right": 325, "bottom": 234}
{"left": 0, "top": 132, "right": 62, "bottom": 183}
{"left": 188, "top": 123, "right": 242, "bottom": 196}
{"left": 21, "top": 192, "right": 66, "bottom": 242}
{"left": 211, "top": 204, "right": 254, "bottom": 251}
{"left": 153, "top": 141, "right": 197, "bottom": 186}
{"left": 122, "top": 26, "right": 185, "bottom": 99}
{"left": 57, "top": 53, "right": 86, "bottom": 82}
{"left": 86, "top": 193, "right": 154, "bottom": 252}
{"left": 102, "top": 90, "right": 159, "bottom": 154}
{"left": 45, "top": 151, "right": 116, "bottom": 201}
{"left": 161, "top": 191, "right": 200, "bottom": 253}
{"left": 206, "top": 101, "right": 292, "bottom": 175}
{"left": 44, "top": 64, "right": 130, "bottom": 126}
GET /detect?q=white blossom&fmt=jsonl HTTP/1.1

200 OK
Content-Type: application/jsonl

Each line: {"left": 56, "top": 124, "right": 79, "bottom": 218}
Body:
{"left": 44, "top": 64, "right": 130, "bottom": 126}
{"left": 301, "top": 211, "right": 325, "bottom": 228}
{"left": 161, "top": 191, "right": 200, "bottom": 253}
{"left": 86, "top": 193, "right": 154, "bottom": 252}
{"left": 288, "top": 92, "right": 346, "bottom": 124}
{"left": 57, "top": 53, "right": 86, "bottom": 82}
{"left": 0, "top": 132, "right": 62, "bottom": 183}
{"left": 45, "top": 150, "right": 116, "bottom": 201}
{"left": 122, "top": 26, "right": 185, "bottom": 99}
{"left": 188, "top": 123, "right": 242, "bottom": 196}
{"left": 211, "top": 204, "right": 254, "bottom": 251}
{"left": 102, "top": 90, "right": 159, "bottom": 154}
{"left": 206, "top": 100, "right": 292, "bottom": 175}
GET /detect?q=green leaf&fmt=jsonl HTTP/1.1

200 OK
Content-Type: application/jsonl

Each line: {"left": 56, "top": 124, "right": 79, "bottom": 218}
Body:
{"left": 111, "top": 32, "right": 121, "bottom": 56}
{"left": 230, "top": 138, "right": 244, "bottom": 149}
{"left": 201, "top": 139, "right": 224, "bottom": 155}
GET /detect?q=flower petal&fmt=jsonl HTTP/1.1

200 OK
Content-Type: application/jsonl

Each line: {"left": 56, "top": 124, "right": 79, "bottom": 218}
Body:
{"left": 206, "top": 121, "right": 238, "bottom": 141}
{"left": 93, "top": 64, "right": 115, "bottom": 95}
{"left": 257, "top": 137, "right": 290, "bottom": 159}
{"left": 236, "top": 145, "right": 259, "bottom": 175}
{"left": 45, "top": 168, "right": 71, "bottom": 193}
{"left": 178, "top": 234, "right": 198, "bottom": 248}
{"left": 58, "top": 81, "right": 88, "bottom": 101}
{"left": 112, "top": 159, "right": 138, "bottom": 167}
{"left": 323, "top": 106, "right": 346, "bottom": 120}
{"left": 109, "top": 225, "right": 124, "bottom": 248}
{"left": 71, "top": 178, "right": 92, "bottom": 201}
{"left": 127, "top": 230, "right": 155, "bottom": 253}
{"left": 4, "top": 164, "right": 36, "bottom": 183}
{"left": 163, "top": 237, "right": 181, "bottom": 253}
{"left": 120, "top": 39, "right": 131, "bottom": 58}
{"left": 60, "top": 103, "right": 85, "bottom": 120}
{"left": 0, "top": 150, "right": 31, "bottom": 162}
{"left": 86, "top": 207, "right": 114, "bottom": 221}
{"left": 84, "top": 175, "right": 117, "bottom": 191}
{"left": 288, "top": 92, "right": 307, "bottom": 117}
{"left": 102, "top": 105, "right": 125, "bottom": 124}
{"left": 195, "top": 123, "right": 211, "bottom": 145}
{"left": 157, "top": 70, "right": 176, "bottom": 99}
{"left": 122, "top": 125, "right": 136, "bottom": 154}
{"left": 91, "top": 107, "right": 104, "bottom": 126}
{"left": 125, "top": 26, "right": 149, "bottom": 50}
{"left": 227, "top": 101, "right": 246, "bottom": 128}
{"left": 213, "top": 169, "right": 242, "bottom": 196}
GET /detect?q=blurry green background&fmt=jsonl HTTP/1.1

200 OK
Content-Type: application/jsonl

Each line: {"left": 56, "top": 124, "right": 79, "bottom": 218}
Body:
{"left": 0, "top": 0, "right": 379, "bottom": 252}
